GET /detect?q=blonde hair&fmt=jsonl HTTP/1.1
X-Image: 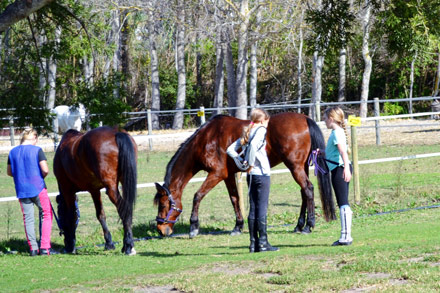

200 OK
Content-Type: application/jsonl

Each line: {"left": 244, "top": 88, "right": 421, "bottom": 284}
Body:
{"left": 20, "top": 128, "right": 38, "bottom": 145}
{"left": 240, "top": 108, "right": 270, "bottom": 145}
{"left": 324, "top": 106, "right": 351, "bottom": 155}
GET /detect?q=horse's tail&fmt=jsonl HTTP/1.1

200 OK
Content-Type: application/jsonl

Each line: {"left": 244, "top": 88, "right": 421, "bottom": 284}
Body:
{"left": 306, "top": 117, "right": 337, "bottom": 222}
{"left": 115, "top": 132, "right": 138, "bottom": 223}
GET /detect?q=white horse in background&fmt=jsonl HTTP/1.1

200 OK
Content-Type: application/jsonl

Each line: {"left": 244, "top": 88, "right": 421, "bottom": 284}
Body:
{"left": 51, "top": 104, "right": 87, "bottom": 133}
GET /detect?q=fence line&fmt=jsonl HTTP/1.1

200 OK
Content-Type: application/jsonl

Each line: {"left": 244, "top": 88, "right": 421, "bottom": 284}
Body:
{"left": 1, "top": 151, "right": 439, "bottom": 203}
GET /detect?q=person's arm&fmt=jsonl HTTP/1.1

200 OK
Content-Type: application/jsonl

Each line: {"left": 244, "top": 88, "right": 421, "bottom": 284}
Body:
{"left": 337, "top": 143, "right": 351, "bottom": 182}
{"left": 7, "top": 164, "right": 12, "bottom": 177}
{"left": 226, "top": 138, "right": 241, "bottom": 158}
{"left": 39, "top": 160, "right": 49, "bottom": 178}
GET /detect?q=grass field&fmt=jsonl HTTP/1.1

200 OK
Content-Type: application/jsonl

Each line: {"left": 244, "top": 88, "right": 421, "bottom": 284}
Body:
{"left": 0, "top": 143, "right": 439, "bottom": 291}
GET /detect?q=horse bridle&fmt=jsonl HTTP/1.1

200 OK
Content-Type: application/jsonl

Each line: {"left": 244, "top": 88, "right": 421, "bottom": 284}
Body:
{"left": 155, "top": 185, "right": 183, "bottom": 224}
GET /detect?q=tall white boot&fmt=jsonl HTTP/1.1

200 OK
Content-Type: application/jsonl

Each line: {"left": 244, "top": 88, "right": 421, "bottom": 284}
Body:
{"left": 332, "top": 205, "right": 353, "bottom": 246}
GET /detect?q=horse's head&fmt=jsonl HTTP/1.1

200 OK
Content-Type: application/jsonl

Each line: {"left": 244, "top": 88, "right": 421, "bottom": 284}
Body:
{"left": 78, "top": 103, "right": 86, "bottom": 122}
{"left": 154, "top": 182, "right": 182, "bottom": 236}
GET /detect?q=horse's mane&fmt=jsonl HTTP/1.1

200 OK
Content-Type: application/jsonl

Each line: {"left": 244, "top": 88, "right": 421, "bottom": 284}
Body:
{"left": 163, "top": 115, "right": 229, "bottom": 187}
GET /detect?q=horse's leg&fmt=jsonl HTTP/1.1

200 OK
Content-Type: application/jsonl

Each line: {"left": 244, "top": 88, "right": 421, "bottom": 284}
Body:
{"left": 287, "top": 164, "right": 315, "bottom": 234}
{"left": 224, "top": 174, "right": 244, "bottom": 236}
{"left": 90, "top": 189, "right": 115, "bottom": 250}
{"left": 57, "top": 190, "right": 79, "bottom": 253}
{"left": 293, "top": 189, "right": 307, "bottom": 233}
{"left": 105, "top": 185, "right": 135, "bottom": 255}
{"left": 189, "top": 173, "right": 225, "bottom": 238}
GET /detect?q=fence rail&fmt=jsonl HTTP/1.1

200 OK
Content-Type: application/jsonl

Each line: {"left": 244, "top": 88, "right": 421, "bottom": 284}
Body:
{"left": 1, "top": 151, "right": 439, "bottom": 203}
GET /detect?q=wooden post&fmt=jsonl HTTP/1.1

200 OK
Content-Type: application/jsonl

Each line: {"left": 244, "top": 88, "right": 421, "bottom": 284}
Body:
{"left": 351, "top": 125, "right": 360, "bottom": 204}
{"left": 315, "top": 100, "right": 321, "bottom": 122}
{"left": 199, "top": 106, "right": 206, "bottom": 125}
{"left": 374, "top": 98, "right": 381, "bottom": 145}
{"left": 236, "top": 172, "right": 245, "bottom": 218}
{"left": 9, "top": 116, "right": 15, "bottom": 147}
{"left": 147, "top": 109, "right": 153, "bottom": 151}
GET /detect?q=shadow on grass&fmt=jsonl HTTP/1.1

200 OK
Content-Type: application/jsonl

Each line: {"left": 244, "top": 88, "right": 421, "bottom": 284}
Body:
{"left": 132, "top": 221, "right": 236, "bottom": 240}
{"left": 273, "top": 203, "right": 301, "bottom": 208}
{"left": 0, "top": 237, "right": 64, "bottom": 254}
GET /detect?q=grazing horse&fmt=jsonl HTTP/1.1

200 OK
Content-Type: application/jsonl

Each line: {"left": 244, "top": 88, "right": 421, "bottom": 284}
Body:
{"left": 154, "top": 113, "right": 336, "bottom": 238}
{"left": 54, "top": 126, "right": 138, "bottom": 255}
{"left": 51, "top": 104, "right": 86, "bottom": 133}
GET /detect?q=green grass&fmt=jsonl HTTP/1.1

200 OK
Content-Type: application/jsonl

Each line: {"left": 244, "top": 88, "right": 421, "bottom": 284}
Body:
{"left": 0, "top": 208, "right": 439, "bottom": 291}
{"left": 0, "top": 143, "right": 439, "bottom": 291}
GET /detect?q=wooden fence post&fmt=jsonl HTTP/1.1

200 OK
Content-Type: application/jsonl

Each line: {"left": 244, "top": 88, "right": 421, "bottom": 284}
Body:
{"left": 351, "top": 125, "right": 360, "bottom": 204}
{"left": 374, "top": 98, "right": 381, "bottom": 145}
{"left": 9, "top": 116, "right": 15, "bottom": 147}
{"left": 199, "top": 106, "right": 206, "bottom": 125}
{"left": 236, "top": 172, "right": 245, "bottom": 219}
{"left": 147, "top": 109, "right": 153, "bottom": 151}
{"left": 315, "top": 100, "right": 321, "bottom": 122}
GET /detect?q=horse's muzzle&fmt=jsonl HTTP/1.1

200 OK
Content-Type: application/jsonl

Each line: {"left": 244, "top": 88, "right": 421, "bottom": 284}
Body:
{"left": 157, "top": 224, "right": 173, "bottom": 237}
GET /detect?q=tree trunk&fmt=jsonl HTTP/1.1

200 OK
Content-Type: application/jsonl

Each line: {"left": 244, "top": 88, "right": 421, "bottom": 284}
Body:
{"left": 113, "top": 8, "right": 121, "bottom": 99}
{"left": 338, "top": 47, "right": 347, "bottom": 102}
{"left": 0, "top": 31, "right": 3, "bottom": 81}
{"left": 297, "top": 9, "right": 304, "bottom": 113}
{"left": 235, "top": 0, "right": 249, "bottom": 120}
{"left": 360, "top": 0, "right": 372, "bottom": 118}
{"left": 214, "top": 37, "right": 224, "bottom": 115}
{"left": 225, "top": 33, "right": 237, "bottom": 116}
{"left": 38, "top": 33, "right": 48, "bottom": 104}
{"left": 249, "top": 42, "right": 257, "bottom": 108}
{"left": 46, "top": 26, "right": 61, "bottom": 110}
{"left": 311, "top": 52, "right": 324, "bottom": 121}
{"left": 408, "top": 52, "right": 417, "bottom": 114}
{"left": 120, "top": 9, "right": 131, "bottom": 96}
{"left": 434, "top": 52, "right": 440, "bottom": 97}
{"left": 172, "top": 0, "right": 186, "bottom": 129}
{"left": 104, "top": 9, "right": 119, "bottom": 79}
{"left": 148, "top": 8, "right": 160, "bottom": 130}
{"left": 249, "top": 3, "right": 261, "bottom": 109}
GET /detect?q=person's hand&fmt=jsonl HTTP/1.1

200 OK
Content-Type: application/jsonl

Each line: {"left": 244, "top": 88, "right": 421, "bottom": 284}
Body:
{"left": 246, "top": 166, "right": 253, "bottom": 174}
{"left": 343, "top": 165, "right": 352, "bottom": 182}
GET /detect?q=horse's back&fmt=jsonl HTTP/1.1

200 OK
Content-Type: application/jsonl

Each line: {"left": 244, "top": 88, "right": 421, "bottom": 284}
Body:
{"left": 267, "top": 112, "right": 312, "bottom": 166}
{"left": 54, "top": 127, "right": 123, "bottom": 191}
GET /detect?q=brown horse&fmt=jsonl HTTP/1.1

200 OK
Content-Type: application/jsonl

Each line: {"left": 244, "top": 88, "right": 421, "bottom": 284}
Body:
{"left": 53, "top": 126, "right": 138, "bottom": 255}
{"left": 154, "top": 113, "right": 336, "bottom": 237}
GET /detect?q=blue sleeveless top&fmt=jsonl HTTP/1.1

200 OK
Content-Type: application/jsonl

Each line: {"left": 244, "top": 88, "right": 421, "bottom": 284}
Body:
{"left": 8, "top": 145, "right": 46, "bottom": 198}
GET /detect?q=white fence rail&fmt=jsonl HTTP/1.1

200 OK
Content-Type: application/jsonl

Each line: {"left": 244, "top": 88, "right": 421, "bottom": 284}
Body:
{"left": 1, "top": 152, "right": 439, "bottom": 203}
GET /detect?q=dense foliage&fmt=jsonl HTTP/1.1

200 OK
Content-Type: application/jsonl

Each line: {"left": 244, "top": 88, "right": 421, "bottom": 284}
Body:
{"left": 0, "top": 0, "right": 439, "bottom": 129}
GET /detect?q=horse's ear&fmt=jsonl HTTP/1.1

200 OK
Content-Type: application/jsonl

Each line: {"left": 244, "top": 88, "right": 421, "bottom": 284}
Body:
{"left": 155, "top": 182, "right": 165, "bottom": 193}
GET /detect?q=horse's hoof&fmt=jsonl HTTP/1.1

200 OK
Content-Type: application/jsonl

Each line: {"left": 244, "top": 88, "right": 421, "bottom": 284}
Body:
{"left": 126, "top": 248, "right": 136, "bottom": 256}
{"left": 189, "top": 229, "right": 199, "bottom": 239}
{"left": 105, "top": 243, "right": 116, "bottom": 250}
{"left": 230, "top": 229, "right": 242, "bottom": 236}
{"left": 62, "top": 248, "right": 76, "bottom": 254}
{"left": 301, "top": 226, "right": 312, "bottom": 234}
{"left": 293, "top": 226, "right": 302, "bottom": 233}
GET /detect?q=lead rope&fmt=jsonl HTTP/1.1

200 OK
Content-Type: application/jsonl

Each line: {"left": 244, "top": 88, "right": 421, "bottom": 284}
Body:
{"left": 308, "top": 149, "right": 329, "bottom": 176}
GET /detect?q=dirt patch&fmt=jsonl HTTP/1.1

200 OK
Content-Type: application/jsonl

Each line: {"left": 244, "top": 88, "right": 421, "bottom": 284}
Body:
{"left": 135, "top": 285, "right": 181, "bottom": 292}
{"left": 364, "top": 272, "right": 392, "bottom": 279}
{"left": 209, "top": 262, "right": 256, "bottom": 275}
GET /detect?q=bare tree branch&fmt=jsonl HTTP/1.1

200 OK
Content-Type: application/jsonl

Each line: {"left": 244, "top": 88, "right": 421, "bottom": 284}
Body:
{"left": 0, "top": 0, "right": 55, "bottom": 33}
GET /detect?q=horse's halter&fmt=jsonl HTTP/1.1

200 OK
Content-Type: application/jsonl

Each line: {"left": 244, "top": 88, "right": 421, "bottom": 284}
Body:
{"left": 155, "top": 186, "right": 183, "bottom": 224}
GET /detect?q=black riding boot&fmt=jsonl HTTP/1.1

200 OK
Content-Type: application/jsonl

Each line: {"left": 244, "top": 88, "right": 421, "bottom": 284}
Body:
{"left": 257, "top": 217, "right": 279, "bottom": 252}
{"left": 248, "top": 218, "right": 259, "bottom": 253}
